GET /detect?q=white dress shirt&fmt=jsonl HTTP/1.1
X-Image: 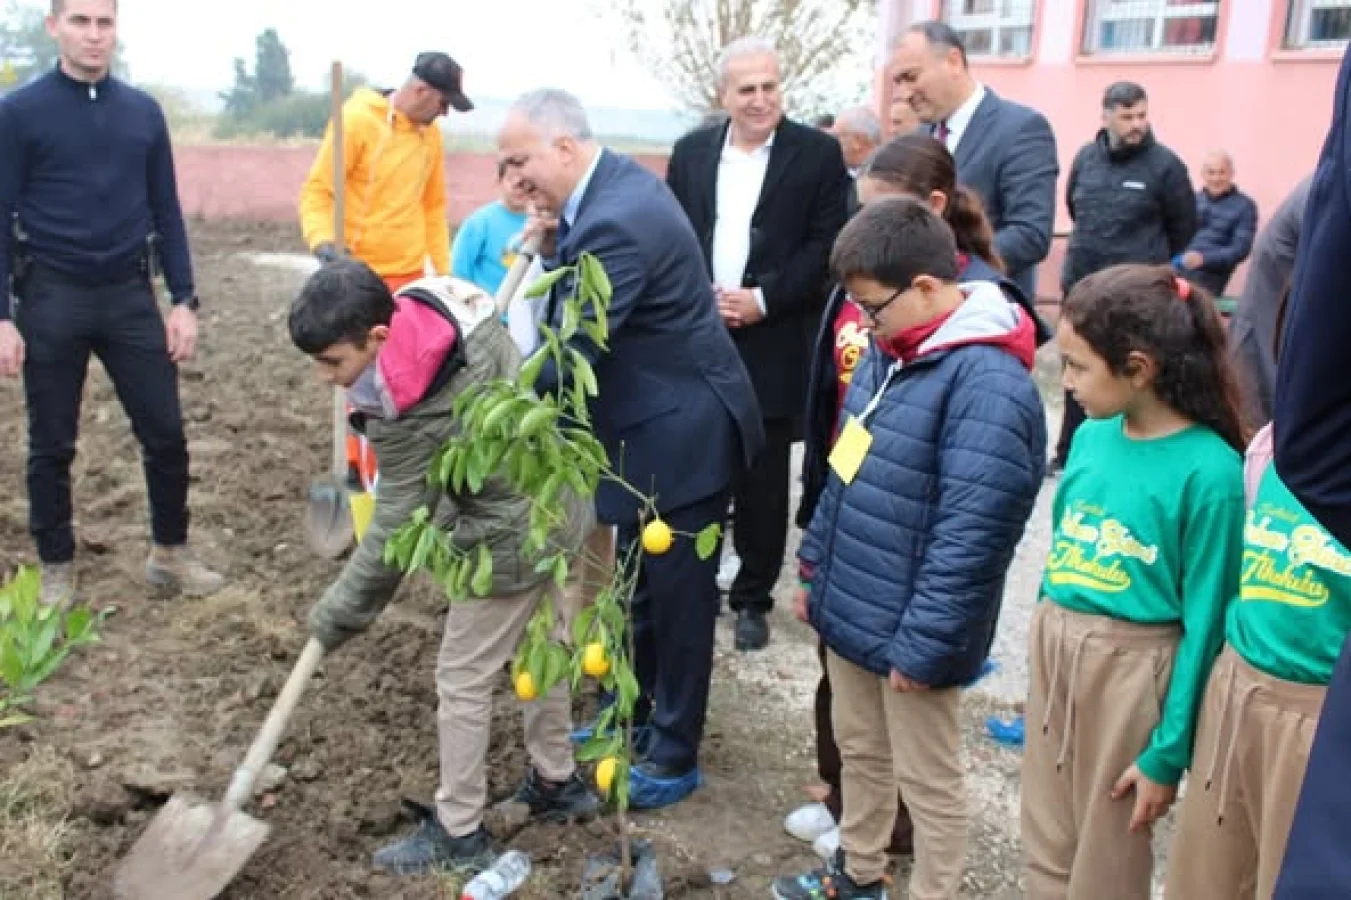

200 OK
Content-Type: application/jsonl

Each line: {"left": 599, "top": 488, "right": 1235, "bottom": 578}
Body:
{"left": 939, "top": 83, "right": 986, "bottom": 155}
{"left": 712, "top": 127, "right": 773, "bottom": 314}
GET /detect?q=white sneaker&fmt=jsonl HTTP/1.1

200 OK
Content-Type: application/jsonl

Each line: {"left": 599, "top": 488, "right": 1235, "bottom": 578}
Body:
{"left": 813, "top": 826, "right": 841, "bottom": 861}
{"left": 784, "top": 802, "right": 836, "bottom": 843}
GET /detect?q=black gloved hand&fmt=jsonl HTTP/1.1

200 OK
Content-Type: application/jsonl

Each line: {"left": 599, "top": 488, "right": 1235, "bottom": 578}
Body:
{"left": 314, "top": 242, "right": 347, "bottom": 264}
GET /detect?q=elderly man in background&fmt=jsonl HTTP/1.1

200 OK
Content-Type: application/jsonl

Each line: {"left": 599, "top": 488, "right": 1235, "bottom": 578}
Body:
{"left": 1175, "top": 150, "right": 1259, "bottom": 297}
{"left": 665, "top": 37, "right": 851, "bottom": 652}
{"left": 832, "top": 106, "right": 883, "bottom": 213}
{"left": 890, "top": 20, "right": 1059, "bottom": 299}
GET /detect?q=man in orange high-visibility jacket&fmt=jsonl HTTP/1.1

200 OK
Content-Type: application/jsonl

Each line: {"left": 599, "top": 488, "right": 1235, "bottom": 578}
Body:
{"left": 299, "top": 51, "right": 472, "bottom": 489}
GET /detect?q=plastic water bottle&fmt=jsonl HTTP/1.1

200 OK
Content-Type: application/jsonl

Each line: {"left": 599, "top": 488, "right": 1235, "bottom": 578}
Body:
{"left": 460, "top": 850, "right": 531, "bottom": 900}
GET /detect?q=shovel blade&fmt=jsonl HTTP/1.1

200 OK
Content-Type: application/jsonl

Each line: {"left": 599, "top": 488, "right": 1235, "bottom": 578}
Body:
{"left": 305, "top": 474, "right": 355, "bottom": 559}
{"left": 113, "top": 794, "right": 270, "bottom": 900}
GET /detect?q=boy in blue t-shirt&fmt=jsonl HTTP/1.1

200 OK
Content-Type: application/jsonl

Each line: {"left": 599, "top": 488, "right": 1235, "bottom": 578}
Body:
{"left": 451, "top": 161, "right": 529, "bottom": 295}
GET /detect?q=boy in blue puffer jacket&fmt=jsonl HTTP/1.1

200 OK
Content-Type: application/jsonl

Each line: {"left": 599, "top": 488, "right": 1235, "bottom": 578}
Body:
{"left": 773, "top": 197, "right": 1045, "bottom": 900}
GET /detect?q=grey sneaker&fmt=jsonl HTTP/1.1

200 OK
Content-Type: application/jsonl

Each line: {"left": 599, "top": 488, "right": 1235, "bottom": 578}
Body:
{"left": 145, "top": 544, "right": 225, "bottom": 597}
{"left": 372, "top": 799, "right": 496, "bottom": 876}
{"left": 39, "top": 562, "right": 75, "bottom": 608}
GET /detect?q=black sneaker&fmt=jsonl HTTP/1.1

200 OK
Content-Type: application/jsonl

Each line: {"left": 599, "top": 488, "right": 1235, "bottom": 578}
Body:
{"left": 771, "top": 849, "right": 889, "bottom": 900}
{"left": 371, "top": 799, "right": 496, "bottom": 876}
{"left": 735, "top": 609, "right": 770, "bottom": 651}
{"left": 511, "top": 768, "right": 602, "bottom": 822}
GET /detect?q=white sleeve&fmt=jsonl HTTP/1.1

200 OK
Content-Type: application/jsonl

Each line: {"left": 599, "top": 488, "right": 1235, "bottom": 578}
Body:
{"left": 505, "top": 256, "right": 546, "bottom": 356}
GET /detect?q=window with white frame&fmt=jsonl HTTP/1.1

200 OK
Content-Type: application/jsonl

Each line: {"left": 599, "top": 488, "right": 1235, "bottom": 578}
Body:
{"left": 1285, "top": 0, "right": 1351, "bottom": 48}
{"left": 940, "top": 0, "right": 1037, "bottom": 59}
{"left": 1081, "top": 0, "right": 1221, "bottom": 55}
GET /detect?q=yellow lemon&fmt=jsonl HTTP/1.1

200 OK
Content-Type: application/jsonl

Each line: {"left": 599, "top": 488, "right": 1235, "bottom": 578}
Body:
{"left": 514, "top": 671, "right": 538, "bottom": 702}
{"left": 642, "top": 519, "right": 673, "bottom": 555}
{"left": 582, "top": 642, "right": 610, "bottom": 678}
{"left": 596, "top": 756, "right": 619, "bottom": 795}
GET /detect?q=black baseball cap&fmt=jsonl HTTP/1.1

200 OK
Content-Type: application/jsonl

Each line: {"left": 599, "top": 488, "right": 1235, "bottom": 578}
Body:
{"left": 412, "top": 52, "right": 473, "bottom": 112}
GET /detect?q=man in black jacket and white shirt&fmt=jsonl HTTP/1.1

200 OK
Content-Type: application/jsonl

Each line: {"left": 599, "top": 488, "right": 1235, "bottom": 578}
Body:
{"left": 1054, "top": 80, "right": 1196, "bottom": 470}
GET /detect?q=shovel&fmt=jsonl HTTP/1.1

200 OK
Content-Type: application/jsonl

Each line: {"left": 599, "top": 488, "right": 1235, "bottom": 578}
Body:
{"left": 305, "top": 60, "right": 362, "bottom": 559}
{"left": 112, "top": 637, "right": 327, "bottom": 899}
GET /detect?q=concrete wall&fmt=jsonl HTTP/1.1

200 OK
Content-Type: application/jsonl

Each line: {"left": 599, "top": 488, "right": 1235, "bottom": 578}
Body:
{"left": 173, "top": 144, "right": 671, "bottom": 225}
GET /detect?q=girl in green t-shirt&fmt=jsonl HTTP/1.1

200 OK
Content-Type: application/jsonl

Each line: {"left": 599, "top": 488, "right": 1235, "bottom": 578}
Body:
{"left": 1165, "top": 285, "right": 1351, "bottom": 899}
{"left": 1022, "top": 265, "right": 1247, "bottom": 900}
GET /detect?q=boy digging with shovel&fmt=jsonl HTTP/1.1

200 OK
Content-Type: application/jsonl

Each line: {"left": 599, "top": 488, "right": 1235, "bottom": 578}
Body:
{"left": 288, "top": 258, "right": 600, "bottom": 875}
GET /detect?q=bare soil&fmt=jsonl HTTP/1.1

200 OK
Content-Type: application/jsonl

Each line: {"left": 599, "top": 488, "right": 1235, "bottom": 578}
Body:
{"left": 0, "top": 220, "right": 1072, "bottom": 899}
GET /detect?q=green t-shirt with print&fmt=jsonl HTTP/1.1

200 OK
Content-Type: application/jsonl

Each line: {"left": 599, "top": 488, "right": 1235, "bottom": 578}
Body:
{"left": 1041, "top": 416, "right": 1245, "bottom": 785}
{"left": 1228, "top": 465, "right": 1351, "bottom": 685}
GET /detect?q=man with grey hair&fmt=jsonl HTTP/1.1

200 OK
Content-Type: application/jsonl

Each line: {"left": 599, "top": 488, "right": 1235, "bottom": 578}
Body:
{"left": 891, "top": 20, "right": 1058, "bottom": 299}
{"left": 666, "top": 36, "right": 850, "bottom": 652}
{"left": 497, "top": 87, "right": 764, "bottom": 810}
{"left": 831, "top": 106, "right": 883, "bottom": 216}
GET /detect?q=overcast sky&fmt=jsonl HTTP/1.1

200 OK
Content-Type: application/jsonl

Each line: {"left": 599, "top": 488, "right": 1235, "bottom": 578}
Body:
{"left": 114, "top": 0, "right": 677, "bottom": 109}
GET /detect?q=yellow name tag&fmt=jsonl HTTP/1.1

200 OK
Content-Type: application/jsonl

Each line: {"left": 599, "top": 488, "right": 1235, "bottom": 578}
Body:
{"left": 828, "top": 417, "right": 873, "bottom": 485}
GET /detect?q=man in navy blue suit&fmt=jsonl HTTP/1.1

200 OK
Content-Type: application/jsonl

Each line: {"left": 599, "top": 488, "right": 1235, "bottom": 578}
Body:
{"left": 1272, "top": 42, "right": 1351, "bottom": 900}
{"left": 497, "top": 88, "right": 764, "bottom": 809}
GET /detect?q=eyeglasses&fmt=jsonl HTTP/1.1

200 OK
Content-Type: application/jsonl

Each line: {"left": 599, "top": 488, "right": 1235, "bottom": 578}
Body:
{"left": 847, "top": 285, "right": 906, "bottom": 321}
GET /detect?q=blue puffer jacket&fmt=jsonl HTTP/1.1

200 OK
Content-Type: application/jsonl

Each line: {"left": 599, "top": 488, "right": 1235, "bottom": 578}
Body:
{"left": 798, "top": 282, "right": 1047, "bottom": 687}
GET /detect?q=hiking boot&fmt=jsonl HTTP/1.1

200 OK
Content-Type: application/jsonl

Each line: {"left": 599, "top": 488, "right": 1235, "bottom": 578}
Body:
{"left": 39, "top": 562, "right": 75, "bottom": 608}
{"left": 372, "top": 799, "right": 496, "bottom": 876}
{"left": 772, "top": 849, "right": 890, "bottom": 900}
{"left": 145, "top": 544, "right": 225, "bottom": 597}
{"left": 511, "top": 767, "right": 601, "bottom": 822}
{"left": 734, "top": 609, "right": 769, "bottom": 651}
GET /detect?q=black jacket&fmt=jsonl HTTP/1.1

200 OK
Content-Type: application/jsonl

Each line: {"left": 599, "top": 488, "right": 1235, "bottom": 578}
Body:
{"left": 796, "top": 255, "right": 1047, "bottom": 529}
{"left": 665, "top": 117, "right": 851, "bottom": 420}
{"left": 1062, "top": 129, "right": 1196, "bottom": 293}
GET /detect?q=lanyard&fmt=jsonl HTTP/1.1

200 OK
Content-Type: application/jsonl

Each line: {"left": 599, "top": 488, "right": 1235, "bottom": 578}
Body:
{"left": 857, "top": 360, "right": 903, "bottom": 427}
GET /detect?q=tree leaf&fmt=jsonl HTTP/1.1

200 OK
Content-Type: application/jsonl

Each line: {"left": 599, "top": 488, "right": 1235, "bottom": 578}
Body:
{"left": 524, "top": 266, "right": 572, "bottom": 299}
{"left": 518, "top": 348, "right": 548, "bottom": 390}
{"left": 695, "top": 523, "right": 722, "bottom": 561}
{"left": 470, "top": 544, "right": 494, "bottom": 596}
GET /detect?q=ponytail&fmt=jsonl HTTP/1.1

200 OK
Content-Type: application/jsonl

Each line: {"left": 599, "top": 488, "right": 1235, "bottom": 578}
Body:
{"left": 1063, "top": 265, "right": 1248, "bottom": 452}
{"left": 947, "top": 186, "right": 1004, "bottom": 273}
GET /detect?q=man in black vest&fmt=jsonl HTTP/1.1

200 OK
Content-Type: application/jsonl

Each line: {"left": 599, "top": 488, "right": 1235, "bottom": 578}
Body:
{"left": 665, "top": 36, "right": 850, "bottom": 651}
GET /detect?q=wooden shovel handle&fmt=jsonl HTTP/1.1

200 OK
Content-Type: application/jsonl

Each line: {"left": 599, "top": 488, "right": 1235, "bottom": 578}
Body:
{"left": 493, "top": 233, "right": 542, "bottom": 316}
{"left": 222, "top": 638, "right": 326, "bottom": 811}
{"left": 328, "top": 61, "right": 349, "bottom": 477}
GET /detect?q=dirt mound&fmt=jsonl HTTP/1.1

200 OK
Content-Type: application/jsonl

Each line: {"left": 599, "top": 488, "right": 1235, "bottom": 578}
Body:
{"left": 0, "top": 221, "right": 710, "bottom": 899}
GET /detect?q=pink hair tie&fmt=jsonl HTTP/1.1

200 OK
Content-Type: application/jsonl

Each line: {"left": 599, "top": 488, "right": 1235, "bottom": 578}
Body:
{"left": 1174, "top": 276, "right": 1192, "bottom": 300}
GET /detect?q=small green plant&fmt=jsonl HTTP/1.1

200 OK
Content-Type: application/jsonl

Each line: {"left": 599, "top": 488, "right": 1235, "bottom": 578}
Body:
{"left": 384, "top": 251, "right": 719, "bottom": 891}
{"left": 0, "top": 567, "right": 105, "bottom": 728}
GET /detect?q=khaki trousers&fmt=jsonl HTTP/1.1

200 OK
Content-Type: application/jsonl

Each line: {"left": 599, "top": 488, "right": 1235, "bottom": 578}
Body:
{"left": 558, "top": 524, "right": 615, "bottom": 629}
{"left": 1165, "top": 645, "right": 1326, "bottom": 900}
{"left": 827, "top": 650, "right": 967, "bottom": 899}
{"left": 1021, "top": 601, "right": 1179, "bottom": 900}
{"left": 434, "top": 581, "right": 576, "bottom": 837}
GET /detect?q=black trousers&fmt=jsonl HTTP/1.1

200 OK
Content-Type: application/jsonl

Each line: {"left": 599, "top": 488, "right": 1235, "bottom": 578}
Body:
{"left": 16, "top": 265, "right": 190, "bottom": 563}
{"left": 729, "top": 416, "right": 794, "bottom": 614}
{"left": 623, "top": 488, "right": 729, "bottom": 773}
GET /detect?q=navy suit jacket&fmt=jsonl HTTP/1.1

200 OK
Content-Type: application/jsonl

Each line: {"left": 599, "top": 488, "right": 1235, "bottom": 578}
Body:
{"left": 935, "top": 89, "right": 1059, "bottom": 299}
{"left": 536, "top": 149, "right": 764, "bottom": 526}
{"left": 1273, "top": 44, "right": 1351, "bottom": 900}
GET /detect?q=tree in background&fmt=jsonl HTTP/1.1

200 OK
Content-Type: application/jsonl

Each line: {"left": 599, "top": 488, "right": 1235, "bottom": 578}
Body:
{"left": 0, "top": 0, "right": 128, "bottom": 86}
{"left": 252, "top": 28, "right": 293, "bottom": 104}
{"left": 217, "top": 27, "right": 367, "bottom": 140}
{"left": 597, "top": 0, "right": 874, "bottom": 118}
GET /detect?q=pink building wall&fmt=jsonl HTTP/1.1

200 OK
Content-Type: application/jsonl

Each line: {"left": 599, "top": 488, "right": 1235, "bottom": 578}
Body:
{"left": 875, "top": 0, "right": 1343, "bottom": 299}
